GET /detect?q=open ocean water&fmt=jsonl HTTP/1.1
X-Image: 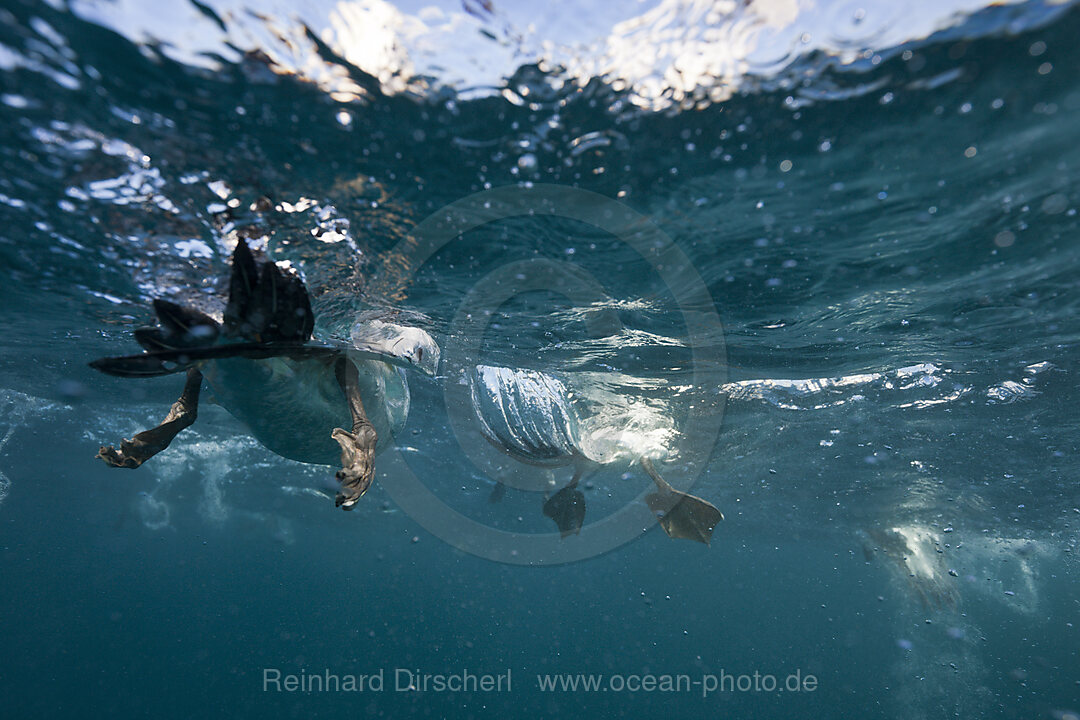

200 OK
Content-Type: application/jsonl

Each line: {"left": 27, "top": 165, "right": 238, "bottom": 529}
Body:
{"left": 1, "top": 0, "right": 1078, "bottom": 717}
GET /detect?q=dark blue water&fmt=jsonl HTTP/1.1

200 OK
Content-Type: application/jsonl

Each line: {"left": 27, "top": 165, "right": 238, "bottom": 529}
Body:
{"left": 1, "top": 0, "right": 1078, "bottom": 717}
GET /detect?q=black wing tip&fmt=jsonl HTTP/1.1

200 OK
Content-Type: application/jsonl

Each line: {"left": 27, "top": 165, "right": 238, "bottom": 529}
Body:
{"left": 233, "top": 236, "right": 255, "bottom": 263}
{"left": 88, "top": 354, "right": 173, "bottom": 378}
{"left": 90, "top": 342, "right": 335, "bottom": 378}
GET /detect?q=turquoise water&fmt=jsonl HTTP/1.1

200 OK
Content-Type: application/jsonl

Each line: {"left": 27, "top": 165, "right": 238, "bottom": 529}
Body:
{"left": 1, "top": 0, "right": 1078, "bottom": 717}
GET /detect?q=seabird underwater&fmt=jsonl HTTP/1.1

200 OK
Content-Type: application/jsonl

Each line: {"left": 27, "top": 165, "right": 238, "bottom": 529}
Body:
{"left": 91, "top": 239, "right": 722, "bottom": 542}
{"left": 2, "top": 1, "right": 1078, "bottom": 717}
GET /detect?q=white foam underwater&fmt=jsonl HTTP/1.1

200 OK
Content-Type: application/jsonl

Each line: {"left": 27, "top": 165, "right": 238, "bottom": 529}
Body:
{"left": 721, "top": 361, "right": 1054, "bottom": 411}
{"left": 0, "top": 391, "right": 70, "bottom": 511}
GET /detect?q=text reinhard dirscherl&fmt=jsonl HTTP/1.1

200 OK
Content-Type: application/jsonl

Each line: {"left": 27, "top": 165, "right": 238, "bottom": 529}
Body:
{"left": 262, "top": 668, "right": 819, "bottom": 697}
{"left": 263, "top": 668, "right": 511, "bottom": 694}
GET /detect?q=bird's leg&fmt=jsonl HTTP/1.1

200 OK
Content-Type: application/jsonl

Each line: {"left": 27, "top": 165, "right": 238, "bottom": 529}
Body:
{"left": 331, "top": 357, "right": 378, "bottom": 510}
{"left": 641, "top": 456, "right": 723, "bottom": 545}
{"left": 97, "top": 368, "right": 203, "bottom": 469}
{"left": 543, "top": 462, "right": 587, "bottom": 538}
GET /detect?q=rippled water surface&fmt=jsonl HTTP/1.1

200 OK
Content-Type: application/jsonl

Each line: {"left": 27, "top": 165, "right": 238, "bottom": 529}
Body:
{"left": 1, "top": 0, "right": 1078, "bottom": 717}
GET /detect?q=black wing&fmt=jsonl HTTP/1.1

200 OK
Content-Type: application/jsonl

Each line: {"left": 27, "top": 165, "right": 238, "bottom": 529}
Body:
{"left": 223, "top": 239, "right": 314, "bottom": 343}
{"left": 92, "top": 239, "right": 318, "bottom": 377}
{"left": 90, "top": 343, "right": 338, "bottom": 377}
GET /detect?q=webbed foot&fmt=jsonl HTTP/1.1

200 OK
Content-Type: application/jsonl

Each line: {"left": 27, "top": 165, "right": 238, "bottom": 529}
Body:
{"left": 640, "top": 456, "right": 723, "bottom": 545}
{"left": 97, "top": 441, "right": 153, "bottom": 469}
{"left": 488, "top": 481, "right": 507, "bottom": 504}
{"left": 542, "top": 464, "right": 589, "bottom": 538}
{"left": 331, "top": 425, "right": 377, "bottom": 510}
{"left": 332, "top": 357, "right": 378, "bottom": 510}
{"left": 646, "top": 490, "right": 723, "bottom": 545}
{"left": 96, "top": 369, "right": 202, "bottom": 469}
{"left": 543, "top": 483, "right": 586, "bottom": 538}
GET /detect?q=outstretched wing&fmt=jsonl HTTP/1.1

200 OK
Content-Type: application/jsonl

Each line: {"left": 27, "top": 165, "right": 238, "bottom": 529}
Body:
{"left": 91, "top": 240, "right": 319, "bottom": 377}
{"left": 90, "top": 343, "right": 425, "bottom": 378}
{"left": 89, "top": 342, "right": 332, "bottom": 377}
